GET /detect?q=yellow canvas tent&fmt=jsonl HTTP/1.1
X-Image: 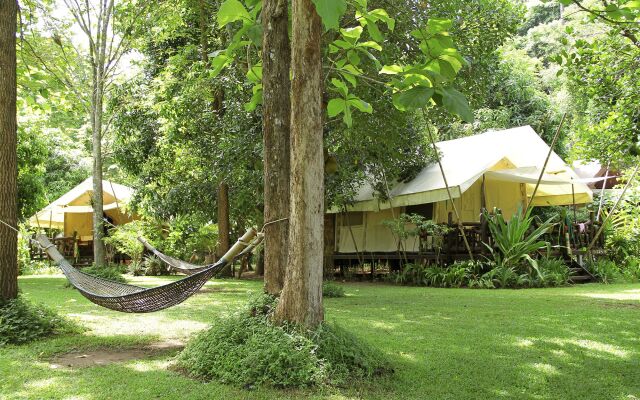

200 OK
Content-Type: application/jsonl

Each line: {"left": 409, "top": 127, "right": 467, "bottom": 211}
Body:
{"left": 28, "top": 178, "right": 137, "bottom": 239}
{"left": 330, "top": 126, "right": 595, "bottom": 254}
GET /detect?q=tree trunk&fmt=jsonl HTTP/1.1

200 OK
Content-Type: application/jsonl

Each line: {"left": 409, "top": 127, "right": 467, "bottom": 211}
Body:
{"left": 91, "top": 78, "right": 106, "bottom": 267}
{"left": 0, "top": 0, "right": 18, "bottom": 301}
{"left": 262, "top": 0, "right": 291, "bottom": 295}
{"left": 217, "top": 181, "right": 231, "bottom": 264}
{"left": 274, "top": 0, "right": 323, "bottom": 327}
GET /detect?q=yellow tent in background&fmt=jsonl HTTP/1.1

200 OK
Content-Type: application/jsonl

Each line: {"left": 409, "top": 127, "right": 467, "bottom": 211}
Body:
{"left": 28, "top": 178, "right": 138, "bottom": 240}
{"left": 329, "top": 126, "right": 596, "bottom": 254}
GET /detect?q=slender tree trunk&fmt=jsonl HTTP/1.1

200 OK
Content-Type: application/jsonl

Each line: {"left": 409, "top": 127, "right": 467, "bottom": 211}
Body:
{"left": 274, "top": 0, "right": 323, "bottom": 327}
{"left": 262, "top": 0, "right": 291, "bottom": 295}
{"left": 0, "top": 0, "right": 18, "bottom": 300}
{"left": 217, "top": 181, "right": 230, "bottom": 258}
{"left": 91, "top": 78, "right": 106, "bottom": 267}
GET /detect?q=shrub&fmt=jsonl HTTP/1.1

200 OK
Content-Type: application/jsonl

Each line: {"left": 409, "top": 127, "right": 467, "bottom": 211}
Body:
{"left": 312, "top": 323, "right": 391, "bottom": 386}
{"left": 0, "top": 297, "right": 81, "bottom": 346}
{"left": 178, "top": 294, "right": 391, "bottom": 388}
{"left": 535, "top": 257, "right": 570, "bottom": 287}
{"left": 323, "top": 281, "right": 345, "bottom": 298}
{"left": 127, "top": 261, "right": 145, "bottom": 276}
{"left": 587, "top": 258, "right": 622, "bottom": 284}
{"left": 143, "top": 255, "right": 170, "bottom": 276}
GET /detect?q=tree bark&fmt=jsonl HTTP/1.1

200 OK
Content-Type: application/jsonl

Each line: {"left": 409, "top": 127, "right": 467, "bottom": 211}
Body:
{"left": 0, "top": 0, "right": 18, "bottom": 300}
{"left": 262, "top": 0, "right": 291, "bottom": 295}
{"left": 274, "top": 0, "right": 324, "bottom": 327}
{"left": 217, "top": 181, "right": 231, "bottom": 259}
{"left": 91, "top": 78, "right": 106, "bottom": 267}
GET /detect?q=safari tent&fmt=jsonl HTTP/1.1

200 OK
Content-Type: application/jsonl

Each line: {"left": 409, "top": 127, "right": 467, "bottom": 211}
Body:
{"left": 28, "top": 177, "right": 137, "bottom": 240}
{"left": 328, "top": 126, "right": 595, "bottom": 257}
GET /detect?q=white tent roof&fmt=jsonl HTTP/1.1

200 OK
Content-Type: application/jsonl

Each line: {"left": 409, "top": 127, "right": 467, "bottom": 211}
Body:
{"left": 334, "top": 126, "right": 593, "bottom": 212}
{"left": 28, "top": 178, "right": 135, "bottom": 229}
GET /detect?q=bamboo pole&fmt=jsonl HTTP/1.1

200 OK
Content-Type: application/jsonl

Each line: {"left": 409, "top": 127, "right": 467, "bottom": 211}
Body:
{"left": 596, "top": 162, "right": 610, "bottom": 222}
{"left": 425, "top": 123, "right": 474, "bottom": 261}
{"left": 586, "top": 163, "right": 639, "bottom": 254}
{"left": 524, "top": 112, "right": 567, "bottom": 215}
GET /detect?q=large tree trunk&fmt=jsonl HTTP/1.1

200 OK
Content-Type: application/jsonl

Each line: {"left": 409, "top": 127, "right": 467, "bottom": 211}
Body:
{"left": 91, "top": 79, "right": 106, "bottom": 267}
{"left": 274, "top": 0, "right": 323, "bottom": 327}
{"left": 0, "top": 0, "right": 18, "bottom": 301}
{"left": 262, "top": 0, "right": 291, "bottom": 295}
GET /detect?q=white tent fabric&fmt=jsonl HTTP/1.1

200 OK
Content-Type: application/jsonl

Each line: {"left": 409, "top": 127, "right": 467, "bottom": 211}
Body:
{"left": 28, "top": 178, "right": 135, "bottom": 230}
{"left": 331, "top": 126, "right": 593, "bottom": 212}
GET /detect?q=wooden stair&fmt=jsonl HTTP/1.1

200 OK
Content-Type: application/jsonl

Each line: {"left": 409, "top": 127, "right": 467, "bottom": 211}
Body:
{"left": 568, "top": 266, "right": 594, "bottom": 284}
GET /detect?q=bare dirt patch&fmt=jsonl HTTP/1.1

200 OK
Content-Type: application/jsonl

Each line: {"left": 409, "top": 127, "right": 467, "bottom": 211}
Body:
{"left": 49, "top": 340, "right": 184, "bottom": 369}
{"left": 599, "top": 302, "right": 640, "bottom": 310}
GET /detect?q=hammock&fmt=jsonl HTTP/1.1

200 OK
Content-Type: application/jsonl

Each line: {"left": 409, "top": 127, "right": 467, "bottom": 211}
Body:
{"left": 35, "top": 229, "right": 257, "bottom": 313}
{"left": 138, "top": 234, "right": 264, "bottom": 275}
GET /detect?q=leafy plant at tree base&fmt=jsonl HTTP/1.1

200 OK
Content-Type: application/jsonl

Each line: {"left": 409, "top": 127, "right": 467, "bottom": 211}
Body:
{"left": 0, "top": 297, "right": 81, "bottom": 346}
{"left": 483, "top": 206, "right": 555, "bottom": 277}
{"left": 178, "top": 293, "right": 390, "bottom": 388}
{"left": 323, "top": 281, "right": 346, "bottom": 298}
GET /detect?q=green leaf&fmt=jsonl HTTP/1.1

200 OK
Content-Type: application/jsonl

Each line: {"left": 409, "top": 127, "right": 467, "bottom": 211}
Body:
{"left": 312, "top": 0, "right": 347, "bottom": 30}
{"left": 441, "top": 87, "right": 473, "bottom": 122}
{"left": 358, "top": 41, "right": 382, "bottom": 51}
{"left": 340, "top": 26, "right": 364, "bottom": 42}
{"left": 622, "top": 0, "right": 640, "bottom": 9}
{"left": 426, "top": 18, "right": 452, "bottom": 35}
{"left": 380, "top": 64, "right": 403, "bottom": 75}
{"left": 348, "top": 96, "right": 372, "bottom": 113}
{"left": 330, "top": 78, "right": 349, "bottom": 97}
{"left": 217, "top": 0, "right": 251, "bottom": 26}
{"left": 327, "top": 98, "right": 346, "bottom": 117}
{"left": 392, "top": 86, "right": 435, "bottom": 111}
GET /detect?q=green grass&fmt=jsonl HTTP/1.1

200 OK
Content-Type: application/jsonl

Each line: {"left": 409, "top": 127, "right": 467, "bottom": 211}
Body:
{"left": 2, "top": 275, "right": 640, "bottom": 399}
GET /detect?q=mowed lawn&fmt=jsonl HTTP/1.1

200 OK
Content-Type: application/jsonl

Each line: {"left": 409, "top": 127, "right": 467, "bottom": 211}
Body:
{"left": 2, "top": 276, "right": 640, "bottom": 400}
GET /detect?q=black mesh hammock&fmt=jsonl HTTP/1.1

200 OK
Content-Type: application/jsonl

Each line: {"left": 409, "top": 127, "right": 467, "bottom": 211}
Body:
{"left": 34, "top": 229, "right": 258, "bottom": 313}
{"left": 138, "top": 235, "right": 264, "bottom": 275}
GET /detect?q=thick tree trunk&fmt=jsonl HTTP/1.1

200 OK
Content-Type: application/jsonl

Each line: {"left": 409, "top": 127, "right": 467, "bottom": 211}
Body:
{"left": 262, "top": 0, "right": 291, "bottom": 295}
{"left": 91, "top": 79, "right": 106, "bottom": 267}
{"left": 274, "top": 0, "right": 323, "bottom": 327}
{"left": 0, "top": 0, "right": 18, "bottom": 301}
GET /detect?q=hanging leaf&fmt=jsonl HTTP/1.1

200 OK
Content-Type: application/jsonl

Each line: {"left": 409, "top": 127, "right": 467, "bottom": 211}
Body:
{"left": 328, "top": 98, "right": 346, "bottom": 117}
{"left": 392, "top": 86, "right": 435, "bottom": 111}
{"left": 441, "top": 87, "right": 473, "bottom": 122}
{"left": 217, "top": 0, "right": 251, "bottom": 27}
{"left": 312, "top": 0, "right": 347, "bottom": 30}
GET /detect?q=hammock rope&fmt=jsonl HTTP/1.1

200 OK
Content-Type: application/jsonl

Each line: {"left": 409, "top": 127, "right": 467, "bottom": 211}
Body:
{"left": 34, "top": 228, "right": 258, "bottom": 313}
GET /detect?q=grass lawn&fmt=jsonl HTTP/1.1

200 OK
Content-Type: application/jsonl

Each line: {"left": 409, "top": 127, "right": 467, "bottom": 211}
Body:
{"left": 2, "top": 275, "right": 640, "bottom": 400}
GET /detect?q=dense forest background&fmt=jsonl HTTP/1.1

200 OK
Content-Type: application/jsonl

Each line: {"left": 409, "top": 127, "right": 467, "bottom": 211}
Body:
{"left": 16, "top": 0, "right": 639, "bottom": 252}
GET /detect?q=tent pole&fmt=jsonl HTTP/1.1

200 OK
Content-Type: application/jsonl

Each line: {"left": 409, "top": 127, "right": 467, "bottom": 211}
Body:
{"left": 572, "top": 184, "right": 577, "bottom": 222}
{"left": 596, "top": 162, "right": 610, "bottom": 222}
{"left": 425, "top": 123, "right": 474, "bottom": 261}
{"left": 524, "top": 112, "right": 567, "bottom": 215}
{"left": 587, "top": 163, "right": 639, "bottom": 254}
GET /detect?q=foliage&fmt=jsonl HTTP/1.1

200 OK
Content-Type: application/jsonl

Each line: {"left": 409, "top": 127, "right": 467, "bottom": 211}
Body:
{"left": 178, "top": 293, "right": 390, "bottom": 388}
{"left": 127, "top": 260, "right": 146, "bottom": 277}
{"left": 142, "top": 255, "right": 170, "bottom": 276}
{"left": 103, "top": 222, "right": 147, "bottom": 265}
{"left": 483, "top": 207, "right": 555, "bottom": 276}
{"left": 586, "top": 258, "right": 622, "bottom": 284}
{"left": 533, "top": 257, "right": 570, "bottom": 287}
{"left": 0, "top": 297, "right": 80, "bottom": 346}
{"left": 65, "top": 265, "right": 127, "bottom": 288}
{"left": 322, "top": 281, "right": 346, "bottom": 298}
{"left": 311, "top": 323, "right": 391, "bottom": 386}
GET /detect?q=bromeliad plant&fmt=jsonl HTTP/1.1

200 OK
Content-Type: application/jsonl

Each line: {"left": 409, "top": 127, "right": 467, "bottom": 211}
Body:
{"left": 482, "top": 206, "right": 556, "bottom": 277}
